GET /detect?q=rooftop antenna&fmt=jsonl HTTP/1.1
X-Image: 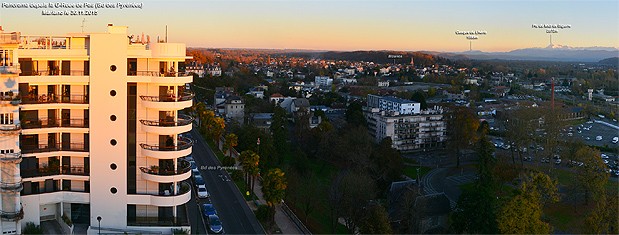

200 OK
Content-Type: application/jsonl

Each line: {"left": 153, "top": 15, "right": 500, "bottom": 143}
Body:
{"left": 81, "top": 18, "right": 87, "bottom": 32}
{"left": 165, "top": 25, "right": 168, "bottom": 43}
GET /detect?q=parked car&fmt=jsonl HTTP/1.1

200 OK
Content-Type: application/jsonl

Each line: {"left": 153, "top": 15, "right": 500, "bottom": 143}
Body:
{"left": 197, "top": 185, "right": 209, "bottom": 198}
{"left": 555, "top": 158, "right": 561, "bottom": 165}
{"left": 184, "top": 154, "right": 194, "bottom": 162}
{"left": 202, "top": 203, "right": 217, "bottom": 216}
{"left": 596, "top": 136, "right": 603, "bottom": 141}
{"left": 208, "top": 215, "right": 223, "bottom": 234}
{"left": 191, "top": 161, "right": 199, "bottom": 175}
{"left": 613, "top": 137, "right": 618, "bottom": 144}
{"left": 194, "top": 174, "right": 206, "bottom": 188}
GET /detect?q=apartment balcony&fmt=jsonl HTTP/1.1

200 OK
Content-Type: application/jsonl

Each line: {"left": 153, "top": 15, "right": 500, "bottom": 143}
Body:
{"left": 21, "top": 190, "right": 90, "bottom": 204}
{"left": 0, "top": 124, "right": 20, "bottom": 135}
{"left": 0, "top": 65, "right": 20, "bottom": 75}
{"left": 0, "top": 208, "right": 24, "bottom": 222}
{"left": 21, "top": 143, "right": 89, "bottom": 154}
{"left": 126, "top": 182, "right": 191, "bottom": 208}
{"left": 127, "top": 215, "right": 189, "bottom": 227}
{"left": 139, "top": 160, "right": 191, "bottom": 183}
{"left": 139, "top": 137, "right": 192, "bottom": 160}
{"left": 0, "top": 181, "right": 23, "bottom": 192}
{"left": 139, "top": 92, "right": 193, "bottom": 111}
{"left": 18, "top": 70, "right": 89, "bottom": 84}
{"left": 128, "top": 71, "right": 192, "bottom": 84}
{"left": 139, "top": 115, "right": 193, "bottom": 135}
{"left": 0, "top": 94, "right": 21, "bottom": 105}
{"left": 0, "top": 152, "right": 21, "bottom": 163}
{"left": 22, "top": 118, "right": 89, "bottom": 129}
{"left": 20, "top": 94, "right": 88, "bottom": 105}
{"left": 62, "top": 165, "right": 89, "bottom": 176}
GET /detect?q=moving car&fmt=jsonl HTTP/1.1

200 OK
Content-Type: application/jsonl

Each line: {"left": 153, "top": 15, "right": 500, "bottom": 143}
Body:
{"left": 208, "top": 215, "right": 223, "bottom": 234}
{"left": 202, "top": 203, "right": 217, "bottom": 216}
{"left": 197, "top": 185, "right": 209, "bottom": 198}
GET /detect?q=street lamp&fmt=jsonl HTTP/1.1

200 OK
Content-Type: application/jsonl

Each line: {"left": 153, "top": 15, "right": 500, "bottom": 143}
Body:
{"left": 96, "top": 216, "right": 101, "bottom": 234}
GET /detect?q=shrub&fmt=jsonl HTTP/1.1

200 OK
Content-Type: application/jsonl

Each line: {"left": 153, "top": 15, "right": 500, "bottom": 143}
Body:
{"left": 222, "top": 156, "right": 235, "bottom": 167}
{"left": 231, "top": 170, "right": 243, "bottom": 181}
{"left": 23, "top": 222, "right": 43, "bottom": 235}
{"left": 255, "top": 205, "right": 271, "bottom": 224}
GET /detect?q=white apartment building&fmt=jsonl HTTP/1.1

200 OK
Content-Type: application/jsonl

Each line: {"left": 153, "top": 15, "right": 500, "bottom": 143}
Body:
{"left": 0, "top": 25, "right": 193, "bottom": 234}
{"left": 368, "top": 95, "right": 420, "bottom": 115}
{"left": 314, "top": 76, "right": 333, "bottom": 87}
{"left": 365, "top": 95, "right": 446, "bottom": 152}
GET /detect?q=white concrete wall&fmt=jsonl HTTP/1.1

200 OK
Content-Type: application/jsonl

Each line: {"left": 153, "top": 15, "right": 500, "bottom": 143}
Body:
{"left": 88, "top": 27, "right": 128, "bottom": 228}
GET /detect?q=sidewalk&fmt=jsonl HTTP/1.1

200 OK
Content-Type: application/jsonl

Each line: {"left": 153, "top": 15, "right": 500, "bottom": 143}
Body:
{"left": 247, "top": 177, "right": 305, "bottom": 234}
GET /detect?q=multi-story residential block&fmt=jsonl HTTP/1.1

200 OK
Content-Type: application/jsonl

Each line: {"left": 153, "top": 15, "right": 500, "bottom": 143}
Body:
{"left": 368, "top": 94, "right": 420, "bottom": 115}
{"left": 365, "top": 95, "right": 446, "bottom": 152}
{"left": 205, "top": 66, "right": 221, "bottom": 77}
{"left": 314, "top": 76, "right": 333, "bottom": 87}
{"left": 185, "top": 62, "right": 205, "bottom": 77}
{"left": 0, "top": 25, "right": 194, "bottom": 234}
{"left": 224, "top": 95, "right": 244, "bottom": 123}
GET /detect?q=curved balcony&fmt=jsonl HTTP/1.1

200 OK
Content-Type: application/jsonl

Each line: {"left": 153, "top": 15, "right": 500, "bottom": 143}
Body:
{"left": 139, "top": 137, "right": 193, "bottom": 159}
{"left": 128, "top": 71, "right": 192, "bottom": 85}
{"left": 0, "top": 94, "right": 20, "bottom": 106}
{"left": 0, "top": 124, "right": 20, "bottom": 135}
{"left": 0, "top": 152, "right": 21, "bottom": 163}
{"left": 139, "top": 159, "right": 191, "bottom": 183}
{"left": 0, "top": 208, "right": 23, "bottom": 222}
{"left": 140, "top": 115, "right": 193, "bottom": 135}
{"left": 139, "top": 92, "right": 194, "bottom": 111}
{"left": 0, "top": 181, "right": 23, "bottom": 192}
{"left": 127, "top": 181, "right": 191, "bottom": 207}
{"left": 0, "top": 65, "right": 20, "bottom": 75}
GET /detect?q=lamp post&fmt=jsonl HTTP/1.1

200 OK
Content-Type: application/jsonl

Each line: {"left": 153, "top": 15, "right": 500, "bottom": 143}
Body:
{"left": 96, "top": 216, "right": 101, "bottom": 234}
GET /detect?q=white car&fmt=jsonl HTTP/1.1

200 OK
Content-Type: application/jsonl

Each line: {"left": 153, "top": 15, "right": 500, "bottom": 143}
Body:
{"left": 596, "top": 136, "right": 603, "bottom": 141}
{"left": 613, "top": 137, "right": 618, "bottom": 144}
{"left": 197, "top": 185, "right": 209, "bottom": 198}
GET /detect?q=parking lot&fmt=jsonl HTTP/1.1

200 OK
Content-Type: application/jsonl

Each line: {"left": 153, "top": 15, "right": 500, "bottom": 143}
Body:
{"left": 563, "top": 119, "right": 619, "bottom": 147}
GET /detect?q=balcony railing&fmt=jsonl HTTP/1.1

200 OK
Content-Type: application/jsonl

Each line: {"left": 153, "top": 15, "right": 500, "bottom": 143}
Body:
{"left": 139, "top": 137, "right": 193, "bottom": 152}
{"left": 0, "top": 152, "right": 21, "bottom": 162}
{"left": 0, "top": 66, "right": 20, "bottom": 75}
{"left": 0, "top": 181, "right": 23, "bottom": 191}
{"left": 21, "top": 142, "right": 89, "bottom": 154}
{"left": 139, "top": 114, "right": 194, "bottom": 127}
{"left": 127, "top": 216, "right": 189, "bottom": 227}
{"left": 139, "top": 159, "right": 191, "bottom": 176}
{"left": 20, "top": 94, "right": 88, "bottom": 104}
{"left": 61, "top": 165, "right": 88, "bottom": 176}
{"left": 128, "top": 70, "right": 187, "bottom": 77}
{"left": 0, "top": 124, "right": 20, "bottom": 132}
{"left": 139, "top": 92, "right": 194, "bottom": 102}
{"left": 21, "top": 118, "right": 88, "bottom": 129}
{"left": 0, "top": 208, "right": 24, "bottom": 222}
{"left": 20, "top": 70, "right": 87, "bottom": 76}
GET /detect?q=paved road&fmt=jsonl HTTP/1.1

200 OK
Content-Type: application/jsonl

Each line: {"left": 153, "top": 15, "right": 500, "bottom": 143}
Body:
{"left": 188, "top": 186, "right": 208, "bottom": 234}
{"left": 190, "top": 127, "right": 265, "bottom": 235}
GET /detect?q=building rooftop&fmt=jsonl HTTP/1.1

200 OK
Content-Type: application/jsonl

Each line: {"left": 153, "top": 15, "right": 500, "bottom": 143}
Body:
{"left": 381, "top": 96, "right": 416, "bottom": 104}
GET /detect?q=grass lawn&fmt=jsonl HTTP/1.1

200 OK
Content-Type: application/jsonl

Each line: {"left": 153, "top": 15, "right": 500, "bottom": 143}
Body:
{"left": 403, "top": 165, "right": 431, "bottom": 180}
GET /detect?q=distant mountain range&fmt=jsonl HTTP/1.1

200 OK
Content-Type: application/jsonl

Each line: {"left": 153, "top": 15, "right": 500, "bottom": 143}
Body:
{"left": 425, "top": 45, "right": 619, "bottom": 62}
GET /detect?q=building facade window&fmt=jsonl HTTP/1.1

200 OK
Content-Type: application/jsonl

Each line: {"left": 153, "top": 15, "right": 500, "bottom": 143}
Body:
{"left": 0, "top": 113, "right": 14, "bottom": 124}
